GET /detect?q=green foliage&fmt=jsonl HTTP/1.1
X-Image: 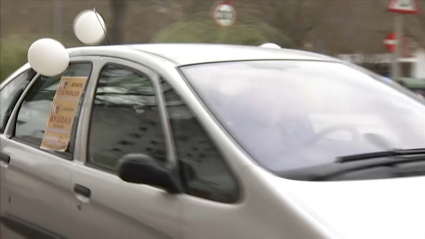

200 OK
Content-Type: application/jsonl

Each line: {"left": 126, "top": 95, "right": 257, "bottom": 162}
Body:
{"left": 0, "top": 34, "right": 32, "bottom": 82}
{"left": 151, "top": 17, "right": 293, "bottom": 47}
{"left": 0, "top": 34, "right": 82, "bottom": 82}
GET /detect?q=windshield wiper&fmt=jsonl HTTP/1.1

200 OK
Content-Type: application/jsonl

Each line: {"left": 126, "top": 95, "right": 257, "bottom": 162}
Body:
{"left": 336, "top": 148, "right": 425, "bottom": 163}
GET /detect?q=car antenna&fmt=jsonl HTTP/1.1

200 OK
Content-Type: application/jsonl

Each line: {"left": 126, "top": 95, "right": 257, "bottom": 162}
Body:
{"left": 93, "top": 6, "right": 111, "bottom": 45}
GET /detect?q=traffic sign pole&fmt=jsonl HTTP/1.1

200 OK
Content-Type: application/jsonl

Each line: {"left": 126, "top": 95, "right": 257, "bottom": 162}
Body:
{"left": 392, "top": 14, "right": 403, "bottom": 83}
{"left": 387, "top": 0, "right": 418, "bottom": 83}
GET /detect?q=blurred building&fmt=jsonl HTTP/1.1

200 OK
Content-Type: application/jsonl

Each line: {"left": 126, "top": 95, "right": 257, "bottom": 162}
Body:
{"left": 337, "top": 37, "right": 425, "bottom": 79}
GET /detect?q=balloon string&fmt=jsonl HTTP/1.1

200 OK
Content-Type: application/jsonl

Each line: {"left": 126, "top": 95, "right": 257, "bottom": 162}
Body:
{"left": 93, "top": 6, "right": 112, "bottom": 45}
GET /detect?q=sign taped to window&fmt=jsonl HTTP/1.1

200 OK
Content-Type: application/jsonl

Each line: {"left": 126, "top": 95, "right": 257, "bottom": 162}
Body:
{"left": 40, "top": 76, "right": 88, "bottom": 152}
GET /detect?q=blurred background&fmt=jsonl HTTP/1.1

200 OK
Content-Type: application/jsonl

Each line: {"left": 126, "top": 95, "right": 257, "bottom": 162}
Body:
{"left": 1, "top": 0, "right": 425, "bottom": 93}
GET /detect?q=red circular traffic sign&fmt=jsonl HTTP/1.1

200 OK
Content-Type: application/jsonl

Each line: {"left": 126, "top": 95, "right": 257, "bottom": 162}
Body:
{"left": 212, "top": 1, "right": 237, "bottom": 27}
{"left": 384, "top": 32, "right": 407, "bottom": 53}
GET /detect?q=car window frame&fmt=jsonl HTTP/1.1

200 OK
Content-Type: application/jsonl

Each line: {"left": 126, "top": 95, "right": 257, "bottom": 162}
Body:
{"left": 160, "top": 77, "right": 241, "bottom": 203}
{"left": 0, "top": 68, "right": 37, "bottom": 134}
{"left": 173, "top": 66, "right": 249, "bottom": 204}
{"left": 4, "top": 58, "right": 97, "bottom": 161}
{"left": 78, "top": 57, "right": 178, "bottom": 173}
{"left": 75, "top": 57, "right": 241, "bottom": 203}
{"left": 0, "top": 64, "right": 33, "bottom": 90}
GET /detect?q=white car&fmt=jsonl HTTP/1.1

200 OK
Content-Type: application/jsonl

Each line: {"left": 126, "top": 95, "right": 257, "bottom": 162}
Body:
{"left": 0, "top": 43, "right": 425, "bottom": 239}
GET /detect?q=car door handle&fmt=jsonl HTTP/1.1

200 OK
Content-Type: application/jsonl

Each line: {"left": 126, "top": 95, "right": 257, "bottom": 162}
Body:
{"left": 74, "top": 184, "right": 91, "bottom": 199}
{"left": 0, "top": 152, "right": 10, "bottom": 167}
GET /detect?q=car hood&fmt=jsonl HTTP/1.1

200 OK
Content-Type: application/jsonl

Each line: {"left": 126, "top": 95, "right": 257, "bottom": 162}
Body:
{"left": 274, "top": 176, "right": 425, "bottom": 239}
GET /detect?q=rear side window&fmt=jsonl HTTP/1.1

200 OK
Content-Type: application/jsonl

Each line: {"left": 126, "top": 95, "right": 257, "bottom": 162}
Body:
{"left": 87, "top": 64, "right": 167, "bottom": 173}
{"left": 13, "top": 63, "right": 92, "bottom": 159}
{"left": 0, "top": 69, "right": 36, "bottom": 133}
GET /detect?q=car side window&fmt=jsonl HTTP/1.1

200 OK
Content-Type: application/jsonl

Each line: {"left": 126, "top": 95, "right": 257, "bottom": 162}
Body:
{"left": 162, "top": 80, "right": 239, "bottom": 203}
{"left": 88, "top": 64, "right": 167, "bottom": 173}
{"left": 0, "top": 69, "right": 36, "bottom": 133}
{"left": 14, "top": 63, "right": 92, "bottom": 158}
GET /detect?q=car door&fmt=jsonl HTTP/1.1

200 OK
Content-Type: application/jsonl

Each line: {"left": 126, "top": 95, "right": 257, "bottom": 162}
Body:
{"left": 69, "top": 58, "right": 182, "bottom": 239}
{"left": 0, "top": 66, "right": 36, "bottom": 238}
{"left": 0, "top": 59, "right": 97, "bottom": 239}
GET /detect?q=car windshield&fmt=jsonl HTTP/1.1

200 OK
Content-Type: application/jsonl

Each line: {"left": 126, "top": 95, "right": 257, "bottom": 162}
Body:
{"left": 180, "top": 60, "right": 425, "bottom": 176}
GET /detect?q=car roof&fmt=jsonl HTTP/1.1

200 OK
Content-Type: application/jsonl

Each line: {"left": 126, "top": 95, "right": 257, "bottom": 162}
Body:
{"left": 68, "top": 43, "right": 339, "bottom": 66}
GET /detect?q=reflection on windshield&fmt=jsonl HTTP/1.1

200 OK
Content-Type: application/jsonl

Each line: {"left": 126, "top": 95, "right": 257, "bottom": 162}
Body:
{"left": 95, "top": 67, "right": 157, "bottom": 106}
{"left": 180, "top": 61, "right": 425, "bottom": 173}
{"left": 94, "top": 68, "right": 186, "bottom": 109}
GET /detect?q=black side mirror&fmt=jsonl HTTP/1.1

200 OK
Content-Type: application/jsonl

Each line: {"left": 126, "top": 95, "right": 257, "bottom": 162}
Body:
{"left": 116, "top": 154, "right": 183, "bottom": 194}
{"left": 179, "top": 161, "right": 197, "bottom": 182}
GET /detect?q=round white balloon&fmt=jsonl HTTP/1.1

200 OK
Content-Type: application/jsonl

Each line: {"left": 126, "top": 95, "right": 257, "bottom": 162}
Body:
{"left": 73, "top": 10, "right": 106, "bottom": 45}
{"left": 259, "top": 43, "right": 281, "bottom": 49}
{"left": 27, "top": 38, "right": 69, "bottom": 76}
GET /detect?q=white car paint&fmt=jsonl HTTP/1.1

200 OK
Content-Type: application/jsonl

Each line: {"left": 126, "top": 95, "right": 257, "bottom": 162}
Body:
{"left": 275, "top": 175, "right": 425, "bottom": 239}
{"left": 0, "top": 44, "right": 424, "bottom": 239}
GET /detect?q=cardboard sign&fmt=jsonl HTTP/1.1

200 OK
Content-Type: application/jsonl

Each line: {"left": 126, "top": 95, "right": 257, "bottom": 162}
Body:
{"left": 40, "top": 76, "right": 88, "bottom": 152}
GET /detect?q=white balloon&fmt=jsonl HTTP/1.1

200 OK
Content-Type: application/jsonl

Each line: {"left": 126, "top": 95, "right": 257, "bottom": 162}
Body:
{"left": 259, "top": 43, "right": 281, "bottom": 49}
{"left": 73, "top": 10, "right": 106, "bottom": 45}
{"left": 27, "top": 38, "right": 69, "bottom": 76}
